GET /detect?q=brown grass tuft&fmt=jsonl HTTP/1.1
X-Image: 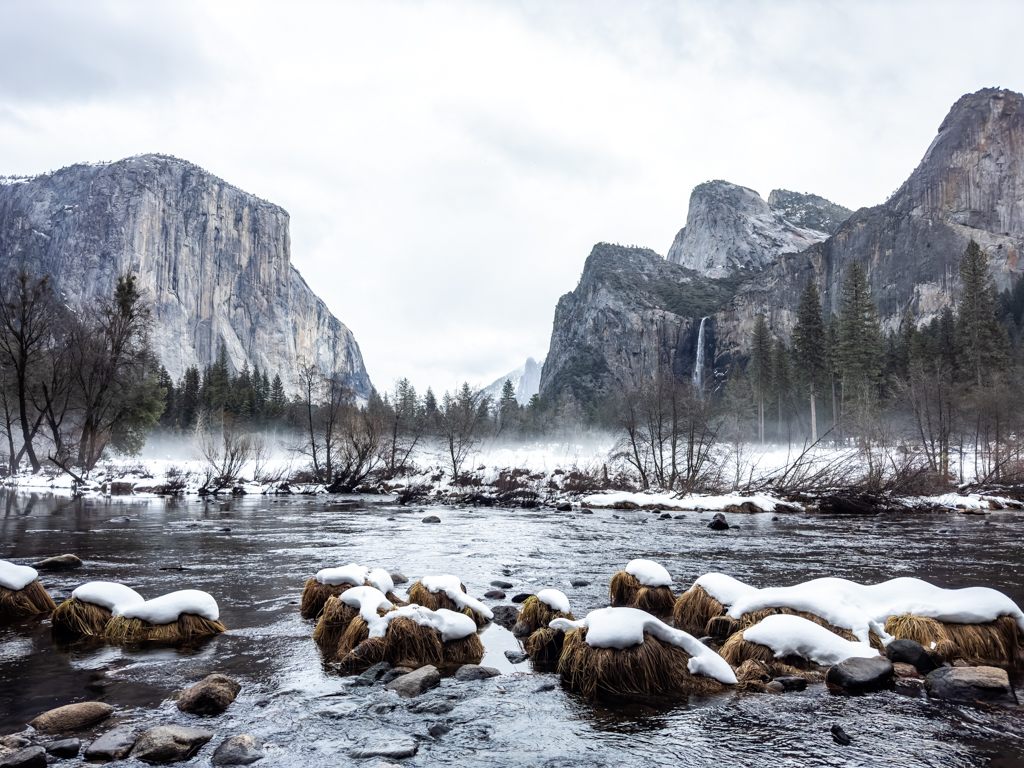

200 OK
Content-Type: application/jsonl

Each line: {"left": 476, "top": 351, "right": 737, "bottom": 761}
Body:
{"left": 609, "top": 572, "right": 675, "bottom": 616}
{"left": 720, "top": 633, "right": 822, "bottom": 675}
{"left": 313, "top": 596, "right": 360, "bottom": 659}
{"left": 672, "top": 585, "right": 725, "bottom": 635}
{"left": 512, "top": 596, "right": 574, "bottom": 637}
{"left": 383, "top": 616, "right": 444, "bottom": 668}
{"left": 51, "top": 597, "right": 112, "bottom": 638}
{"left": 0, "top": 581, "right": 57, "bottom": 621}
{"left": 705, "top": 615, "right": 741, "bottom": 642}
{"left": 336, "top": 637, "right": 387, "bottom": 674}
{"left": 407, "top": 581, "right": 488, "bottom": 628}
{"left": 524, "top": 627, "right": 565, "bottom": 667}
{"left": 300, "top": 578, "right": 353, "bottom": 620}
{"left": 104, "top": 612, "right": 226, "bottom": 644}
{"left": 556, "top": 627, "right": 727, "bottom": 700}
{"left": 885, "top": 614, "right": 1020, "bottom": 667}
{"left": 444, "top": 633, "right": 485, "bottom": 666}
{"left": 608, "top": 571, "right": 641, "bottom": 607}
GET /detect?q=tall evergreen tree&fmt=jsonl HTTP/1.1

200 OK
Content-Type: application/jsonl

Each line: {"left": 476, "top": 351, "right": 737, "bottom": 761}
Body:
{"left": 749, "top": 314, "right": 773, "bottom": 443}
{"left": 179, "top": 366, "right": 201, "bottom": 429}
{"left": 792, "top": 280, "right": 828, "bottom": 442}
{"left": 956, "top": 239, "right": 1008, "bottom": 386}
{"left": 837, "top": 263, "right": 882, "bottom": 431}
{"left": 771, "top": 339, "right": 793, "bottom": 443}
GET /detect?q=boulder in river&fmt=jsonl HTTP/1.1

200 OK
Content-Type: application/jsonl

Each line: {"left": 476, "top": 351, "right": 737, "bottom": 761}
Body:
{"left": 490, "top": 605, "right": 519, "bottom": 630}
{"left": 0, "top": 747, "right": 46, "bottom": 768}
{"left": 211, "top": 734, "right": 264, "bottom": 765}
{"left": 385, "top": 665, "right": 440, "bottom": 698}
{"left": 484, "top": 590, "right": 505, "bottom": 599}
{"left": 130, "top": 725, "right": 213, "bottom": 764}
{"left": 707, "top": 513, "right": 729, "bottom": 531}
{"left": 825, "top": 657, "right": 894, "bottom": 694}
{"left": 28, "top": 701, "right": 113, "bottom": 733}
{"left": 885, "top": 639, "right": 940, "bottom": 674}
{"left": 454, "top": 665, "right": 500, "bottom": 681}
{"left": 31, "top": 554, "right": 82, "bottom": 571}
{"left": 421, "top": 515, "right": 441, "bottom": 524}
{"left": 176, "top": 674, "right": 241, "bottom": 716}
{"left": 925, "top": 666, "right": 1014, "bottom": 703}
{"left": 44, "top": 738, "right": 80, "bottom": 758}
{"left": 84, "top": 726, "right": 138, "bottom": 761}
{"left": 349, "top": 732, "right": 418, "bottom": 760}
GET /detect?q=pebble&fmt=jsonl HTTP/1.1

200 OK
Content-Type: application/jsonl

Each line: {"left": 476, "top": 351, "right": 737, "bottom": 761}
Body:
{"left": 504, "top": 650, "right": 528, "bottom": 664}
{"left": 490, "top": 580, "right": 513, "bottom": 589}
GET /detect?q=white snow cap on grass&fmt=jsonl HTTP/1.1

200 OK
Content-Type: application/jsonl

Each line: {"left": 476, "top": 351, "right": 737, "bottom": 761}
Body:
{"left": 694, "top": 573, "right": 759, "bottom": 605}
{"left": 115, "top": 589, "right": 220, "bottom": 623}
{"left": 726, "top": 576, "right": 1024, "bottom": 644}
{"left": 366, "top": 568, "right": 395, "bottom": 594}
{"left": 626, "top": 559, "right": 673, "bottom": 587}
{"left": 550, "top": 606, "right": 737, "bottom": 685}
{"left": 537, "top": 588, "right": 571, "bottom": 614}
{"left": 339, "top": 586, "right": 394, "bottom": 635}
{"left": 379, "top": 604, "right": 478, "bottom": 641}
{"left": 420, "top": 574, "right": 494, "bottom": 620}
{"left": 0, "top": 560, "right": 38, "bottom": 591}
{"left": 71, "top": 581, "right": 144, "bottom": 612}
{"left": 742, "top": 614, "right": 880, "bottom": 666}
{"left": 316, "top": 563, "right": 369, "bottom": 587}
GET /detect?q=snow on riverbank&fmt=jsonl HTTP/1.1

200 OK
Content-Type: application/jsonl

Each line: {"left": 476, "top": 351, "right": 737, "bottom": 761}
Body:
{"left": 580, "top": 490, "right": 798, "bottom": 513}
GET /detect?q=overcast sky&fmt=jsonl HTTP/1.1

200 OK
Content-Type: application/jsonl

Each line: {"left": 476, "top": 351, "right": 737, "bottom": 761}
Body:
{"left": 1, "top": 0, "right": 1021, "bottom": 394}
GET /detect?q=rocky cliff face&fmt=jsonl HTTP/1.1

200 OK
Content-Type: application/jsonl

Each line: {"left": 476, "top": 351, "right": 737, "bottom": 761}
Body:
{"left": 0, "top": 154, "right": 371, "bottom": 397}
{"left": 482, "top": 356, "right": 544, "bottom": 405}
{"left": 665, "top": 180, "right": 847, "bottom": 277}
{"left": 541, "top": 88, "right": 1024, "bottom": 404}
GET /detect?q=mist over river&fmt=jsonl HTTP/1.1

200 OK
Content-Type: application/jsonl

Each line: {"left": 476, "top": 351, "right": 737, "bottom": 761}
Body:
{"left": 1, "top": 492, "right": 1023, "bottom": 766}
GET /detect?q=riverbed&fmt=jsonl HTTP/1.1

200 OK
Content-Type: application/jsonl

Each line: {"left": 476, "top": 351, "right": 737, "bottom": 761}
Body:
{"left": 1, "top": 492, "right": 1023, "bottom": 766}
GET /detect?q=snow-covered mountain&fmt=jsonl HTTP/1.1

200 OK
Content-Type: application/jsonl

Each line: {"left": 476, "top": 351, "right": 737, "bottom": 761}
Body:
{"left": 482, "top": 357, "right": 543, "bottom": 405}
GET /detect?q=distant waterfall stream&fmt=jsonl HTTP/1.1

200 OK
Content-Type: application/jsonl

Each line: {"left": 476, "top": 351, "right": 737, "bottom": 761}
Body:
{"left": 693, "top": 316, "right": 708, "bottom": 394}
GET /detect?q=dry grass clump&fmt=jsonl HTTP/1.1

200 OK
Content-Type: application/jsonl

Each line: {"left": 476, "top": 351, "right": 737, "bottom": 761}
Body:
{"left": 444, "top": 633, "right": 485, "bottom": 666}
{"left": 383, "top": 616, "right": 444, "bottom": 668}
{"left": 705, "top": 615, "right": 741, "bottom": 642}
{"left": 312, "top": 596, "right": 361, "bottom": 658}
{"left": 51, "top": 597, "right": 113, "bottom": 638}
{"left": 720, "top": 633, "right": 821, "bottom": 673}
{"left": 609, "top": 572, "right": 675, "bottom": 617}
{"left": 512, "top": 596, "right": 574, "bottom": 638}
{"left": 336, "top": 637, "right": 387, "bottom": 674}
{"left": 0, "top": 581, "right": 57, "bottom": 622}
{"left": 735, "top": 607, "right": 885, "bottom": 651}
{"left": 885, "top": 614, "right": 1020, "bottom": 667}
{"left": 556, "top": 627, "right": 727, "bottom": 700}
{"left": 672, "top": 585, "right": 726, "bottom": 635}
{"left": 407, "top": 581, "right": 488, "bottom": 628}
{"left": 300, "top": 578, "right": 354, "bottom": 620}
{"left": 524, "top": 627, "right": 565, "bottom": 667}
{"left": 104, "top": 613, "right": 226, "bottom": 644}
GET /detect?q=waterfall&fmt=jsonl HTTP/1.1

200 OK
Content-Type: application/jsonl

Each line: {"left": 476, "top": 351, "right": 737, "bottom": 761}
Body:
{"left": 693, "top": 316, "right": 708, "bottom": 394}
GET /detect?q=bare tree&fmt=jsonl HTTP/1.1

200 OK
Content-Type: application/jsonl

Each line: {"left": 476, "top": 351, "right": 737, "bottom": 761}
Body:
{"left": 438, "top": 383, "right": 488, "bottom": 480}
{"left": 196, "top": 417, "right": 255, "bottom": 492}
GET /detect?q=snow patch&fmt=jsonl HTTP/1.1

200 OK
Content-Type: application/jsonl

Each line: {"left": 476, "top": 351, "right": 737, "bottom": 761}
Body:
{"left": 742, "top": 614, "right": 880, "bottom": 666}
{"left": 550, "top": 606, "right": 737, "bottom": 685}
{"left": 380, "top": 604, "right": 478, "bottom": 641}
{"left": 366, "top": 568, "right": 395, "bottom": 594}
{"left": 537, "top": 588, "right": 570, "bottom": 614}
{"left": 580, "top": 490, "right": 794, "bottom": 512}
{"left": 420, "top": 574, "right": 494, "bottom": 620}
{"left": 0, "top": 560, "right": 38, "bottom": 591}
{"left": 694, "top": 573, "right": 758, "bottom": 605}
{"left": 625, "top": 559, "right": 673, "bottom": 587}
{"left": 339, "top": 586, "right": 393, "bottom": 635}
{"left": 71, "top": 581, "right": 145, "bottom": 612}
{"left": 116, "top": 589, "right": 220, "bottom": 623}
{"left": 316, "top": 564, "right": 369, "bottom": 587}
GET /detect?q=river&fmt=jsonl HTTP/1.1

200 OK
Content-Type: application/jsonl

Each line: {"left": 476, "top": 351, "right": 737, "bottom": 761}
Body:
{"left": 1, "top": 491, "right": 1023, "bottom": 766}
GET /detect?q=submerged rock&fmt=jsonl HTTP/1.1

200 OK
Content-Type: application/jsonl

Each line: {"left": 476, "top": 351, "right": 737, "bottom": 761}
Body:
{"left": 925, "top": 666, "right": 1014, "bottom": 703}
{"left": 31, "top": 554, "right": 82, "bottom": 571}
{"left": 130, "top": 725, "right": 213, "bottom": 764}
{"left": 830, "top": 724, "right": 852, "bottom": 745}
{"left": 177, "top": 673, "right": 241, "bottom": 716}
{"left": 825, "top": 657, "right": 894, "bottom": 694}
{"left": 484, "top": 590, "right": 505, "bottom": 599}
{"left": 510, "top": 593, "right": 531, "bottom": 604}
{"left": 350, "top": 732, "right": 418, "bottom": 760}
{"left": 28, "top": 701, "right": 113, "bottom": 733}
{"left": 504, "top": 650, "right": 528, "bottom": 664}
{"left": 390, "top": 572, "right": 408, "bottom": 584}
{"left": 421, "top": 515, "right": 441, "bottom": 524}
{"left": 570, "top": 579, "right": 590, "bottom": 587}
{"left": 84, "top": 726, "right": 137, "bottom": 761}
{"left": 385, "top": 666, "right": 440, "bottom": 698}
{"left": 490, "top": 605, "right": 519, "bottom": 630}
{"left": 708, "top": 513, "right": 729, "bottom": 531}
{"left": 211, "top": 734, "right": 264, "bottom": 765}
{"left": 490, "top": 580, "right": 513, "bottom": 589}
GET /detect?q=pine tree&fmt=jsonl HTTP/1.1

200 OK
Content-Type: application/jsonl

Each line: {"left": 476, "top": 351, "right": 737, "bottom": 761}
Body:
{"left": 179, "top": 366, "right": 201, "bottom": 429}
{"left": 837, "top": 263, "right": 882, "bottom": 401}
{"left": 269, "top": 373, "right": 287, "bottom": 418}
{"left": 156, "top": 366, "right": 175, "bottom": 427}
{"left": 498, "top": 378, "right": 519, "bottom": 435}
{"left": 792, "top": 280, "right": 828, "bottom": 442}
{"left": 956, "top": 240, "right": 1008, "bottom": 386}
{"left": 749, "top": 314, "right": 773, "bottom": 443}
{"left": 771, "top": 339, "right": 793, "bottom": 443}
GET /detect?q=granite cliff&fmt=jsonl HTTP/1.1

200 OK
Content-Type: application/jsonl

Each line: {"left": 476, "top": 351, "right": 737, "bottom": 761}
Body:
{"left": 0, "top": 154, "right": 371, "bottom": 397}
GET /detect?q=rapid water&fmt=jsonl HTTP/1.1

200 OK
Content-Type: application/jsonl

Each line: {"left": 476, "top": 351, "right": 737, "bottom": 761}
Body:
{"left": 1, "top": 492, "right": 1023, "bottom": 766}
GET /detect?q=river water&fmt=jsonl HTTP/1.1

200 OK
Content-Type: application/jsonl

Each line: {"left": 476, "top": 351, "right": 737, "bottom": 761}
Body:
{"left": 1, "top": 491, "right": 1022, "bottom": 767}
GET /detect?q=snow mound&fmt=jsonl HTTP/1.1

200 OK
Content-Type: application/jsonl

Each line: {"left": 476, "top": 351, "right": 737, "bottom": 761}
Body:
{"left": 420, "top": 574, "right": 494, "bottom": 620}
{"left": 366, "top": 568, "right": 394, "bottom": 594}
{"left": 579, "top": 490, "right": 794, "bottom": 513}
{"left": 381, "top": 604, "right": 478, "bottom": 641}
{"left": 0, "top": 560, "right": 38, "bottom": 591}
{"left": 339, "top": 586, "right": 394, "bottom": 635}
{"left": 626, "top": 559, "right": 672, "bottom": 587}
{"left": 726, "top": 576, "right": 1024, "bottom": 644}
{"left": 316, "top": 564, "right": 369, "bottom": 587}
{"left": 71, "top": 581, "right": 145, "bottom": 612}
{"left": 537, "top": 588, "right": 570, "bottom": 614}
{"left": 116, "top": 589, "right": 220, "bottom": 623}
{"left": 742, "top": 614, "right": 880, "bottom": 666}
{"left": 550, "top": 606, "right": 737, "bottom": 685}
{"left": 694, "top": 573, "right": 759, "bottom": 605}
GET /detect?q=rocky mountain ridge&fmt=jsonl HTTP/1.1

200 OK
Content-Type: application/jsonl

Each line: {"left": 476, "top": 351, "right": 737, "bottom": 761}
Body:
{"left": 0, "top": 154, "right": 371, "bottom": 397}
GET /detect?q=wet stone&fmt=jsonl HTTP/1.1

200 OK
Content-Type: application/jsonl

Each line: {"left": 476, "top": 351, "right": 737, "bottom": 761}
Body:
{"left": 84, "top": 726, "right": 137, "bottom": 761}
{"left": 44, "top": 738, "right": 80, "bottom": 758}
{"left": 390, "top": 572, "right": 408, "bottom": 584}
{"left": 407, "top": 699, "right": 455, "bottom": 715}
{"left": 31, "top": 554, "right": 82, "bottom": 571}
{"left": 886, "top": 639, "right": 940, "bottom": 674}
{"left": 830, "top": 724, "right": 852, "bottom": 745}
{"left": 569, "top": 579, "right": 589, "bottom": 587}
{"left": 708, "top": 513, "right": 729, "bottom": 531}
{"left": 453, "top": 665, "right": 500, "bottom": 682}
{"left": 350, "top": 732, "right": 418, "bottom": 760}
{"left": 177, "top": 673, "right": 241, "bottom": 716}
{"left": 0, "top": 747, "right": 46, "bottom": 768}
{"left": 826, "top": 657, "right": 894, "bottom": 694}
{"left": 510, "top": 593, "right": 531, "bottom": 604}
{"left": 29, "top": 702, "right": 113, "bottom": 733}
{"left": 211, "top": 734, "right": 264, "bottom": 766}
{"left": 428, "top": 723, "right": 451, "bottom": 739}
{"left": 385, "top": 666, "right": 440, "bottom": 698}
{"left": 421, "top": 515, "right": 441, "bottom": 524}
{"left": 359, "top": 662, "right": 393, "bottom": 683}
{"left": 773, "top": 676, "right": 807, "bottom": 692}
{"left": 130, "top": 725, "right": 214, "bottom": 764}
{"left": 484, "top": 590, "right": 505, "bottom": 599}
{"left": 925, "top": 666, "right": 1013, "bottom": 703}
{"left": 490, "top": 580, "right": 513, "bottom": 589}
{"left": 490, "top": 605, "right": 519, "bottom": 630}
{"left": 504, "top": 650, "right": 528, "bottom": 664}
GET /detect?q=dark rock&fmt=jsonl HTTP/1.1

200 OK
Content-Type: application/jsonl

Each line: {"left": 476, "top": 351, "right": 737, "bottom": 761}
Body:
{"left": 390, "top": 572, "right": 408, "bottom": 584}
{"left": 45, "top": 738, "right": 80, "bottom": 758}
{"left": 350, "top": 733, "right": 418, "bottom": 760}
{"left": 772, "top": 676, "right": 807, "bottom": 692}
{"left": 130, "top": 725, "right": 214, "bottom": 764}
{"left": 490, "top": 580, "right": 513, "bottom": 589}
{"left": 211, "top": 734, "right": 264, "bottom": 765}
{"left": 674, "top": 514, "right": 686, "bottom": 519}
{"left": 358, "top": 662, "right": 393, "bottom": 683}
{"left": 421, "top": 515, "right": 441, "bottom": 524}
{"left": 510, "top": 593, "right": 531, "bottom": 604}
{"left": 176, "top": 673, "right": 241, "bottom": 716}
{"left": 555, "top": 503, "right": 572, "bottom": 512}
{"left": 483, "top": 590, "right": 505, "bottom": 600}
{"left": 570, "top": 579, "right": 589, "bottom": 587}
{"left": 385, "top": 666, "right": 440, "bottom": 698}
{"left": 31, "top": 554, "right": 82, "bottom": 571}
{"left": 504, "top": 650, "right": 528, "bottom": 664}
{"left": 825, "top": 657, "right": 894, "bottom": 694}
{"left": 659, "top": 513, "right": 672, "bottom": 520}
{"left": 490, "top": 605, "right": 519, "bottom": 630}
{"left": 28, "top": 702, "right": 113, "bottom": 733}
{"left": 925, "top": 666, "right": 1014, "bottom": 703}
{"left": 379, "top": 667, "right": 412, "bottom": 685}
{"left": 765, "top": 681, "right": 785, "bottom": 693}
{"left": 579, "top": 508, "right": 593, "bottom": 515}
{"left": 454, "top": 665, "right": 500, "bottom": 682}
{"left": 109, "top": 481, "right": 134, "bottom": 495}
{"left": 408, "top": 699, "right": 455, "bottom": 715}
{"left": 707, "top": 513, "right": 729, "bottom": 531}
{"left": 885, "top": 638, "right": 940, "bottom": 674}
{"left": 84, "top": 726, "right": 137, "bottom": 761}
{"left": 0, "top": 747, "right": 46, "bottom": 768}
{"left": 427, "top": 723, "right": 451, "bottom": 738}
{"left": 830, "top": 724, "right": 852, "bottom": 745}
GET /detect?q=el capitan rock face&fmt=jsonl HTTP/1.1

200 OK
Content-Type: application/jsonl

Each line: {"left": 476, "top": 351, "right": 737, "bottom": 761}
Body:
{"left": 541, "top": 88, "right": 1024, "bottom": 403}
{"left": 0, "top": 154, "right": 370, "bottom": 397}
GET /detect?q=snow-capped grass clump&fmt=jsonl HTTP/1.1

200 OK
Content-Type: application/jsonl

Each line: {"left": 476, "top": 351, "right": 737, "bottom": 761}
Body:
{"left": 366, "top": 568, "right": 394, "bottom": 594}
{"left": 416, "top": 574, "right": 494, "bottom": 621}
{"left": 695, "top": 573, "right": 758, "bottom": 605}
{"left": 316, "top": 564, "right": 369, "bottom": 586}
{"left": 537, "top": 588, "right": 571, "bottom": 614}
{"left": 552, "top": 606, "right": 737, "bottom": 685}
{"left": 0, "top": 560, "right": 38, "bottom": 591}
{"left": 626, "top": 559, "right": 673, "bottom": 587}
{"left": 339, "top": 586, "right": 393, "bottom": 634}
{"left": 740, "top": 614, "right": 880, "bottom": 666}
{"left": 116, "top": 589, "right": 220, "bottom": 623}
{"left": 72, "top": 581, "right": 144, "bottom": 612}
{"left": 381, "top": 604, "right": 478, "bottom": 641}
